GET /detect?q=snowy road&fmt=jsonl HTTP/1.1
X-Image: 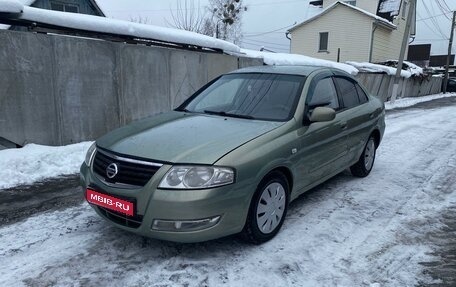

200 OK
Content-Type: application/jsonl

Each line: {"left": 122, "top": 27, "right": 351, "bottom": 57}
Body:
{"left": 1, "top": 99, "right": 456, "bottom": 287}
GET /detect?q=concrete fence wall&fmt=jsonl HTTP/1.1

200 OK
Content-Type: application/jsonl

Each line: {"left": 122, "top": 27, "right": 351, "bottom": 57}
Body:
{"left": 0, "top": 30, "right": 443, "bottom": 147}
{"left": 0, "top": 30, "right": 262, "bottom": 146}
{"left": 356, "top": 73, "right": 443, "bottom": 102}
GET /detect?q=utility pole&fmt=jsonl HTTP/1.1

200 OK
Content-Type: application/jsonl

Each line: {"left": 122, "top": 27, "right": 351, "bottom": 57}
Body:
{"left": 390, "top": 0, "right": 416, "bottom": 103}
{"left": 443, "top": 11, "right": 456, "bottom": 94}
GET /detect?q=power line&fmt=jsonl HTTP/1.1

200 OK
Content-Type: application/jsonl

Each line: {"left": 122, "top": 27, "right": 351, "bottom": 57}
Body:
{"left": 417, "top": 10, "right": 449, "bottom": 39}
{"left": 106, "top": 0, "right": 306, "bottom": 13}
{"left": 241, "top": 39, "right": 289, "bottom": 48}
{"left": 435, "top": 0, "right": 452, "bottom": 21}
{"left": 244, "top": 22, "right": 297, "bottom": 37}
{"left": 421, "top": 0, "right": 448, "bottom": 39}
{"left": 417, "top": 11, "right": 452, "bottom": 22}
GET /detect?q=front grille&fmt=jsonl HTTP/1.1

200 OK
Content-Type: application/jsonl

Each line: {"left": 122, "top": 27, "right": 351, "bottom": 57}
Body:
{"left": 97, "top": 206, "right": 143, "bottom": 228}
{"left": 93, "top": 149, "right": 162, "bottom": 187}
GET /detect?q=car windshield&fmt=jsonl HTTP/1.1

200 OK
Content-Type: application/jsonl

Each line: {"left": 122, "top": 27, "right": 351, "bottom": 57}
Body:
{"left": 179, "top": 73, "right": 306, "bottom": 121}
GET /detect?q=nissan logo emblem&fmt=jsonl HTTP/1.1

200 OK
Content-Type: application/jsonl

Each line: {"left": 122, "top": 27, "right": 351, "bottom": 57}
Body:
{"left": 106, "top": 163, "right": 118, "bottom": 179}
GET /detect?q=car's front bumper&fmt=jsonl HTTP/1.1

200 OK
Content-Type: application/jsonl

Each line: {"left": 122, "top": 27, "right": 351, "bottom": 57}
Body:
{"left": 80, "top": 163, "right": 252, "bottom": 243}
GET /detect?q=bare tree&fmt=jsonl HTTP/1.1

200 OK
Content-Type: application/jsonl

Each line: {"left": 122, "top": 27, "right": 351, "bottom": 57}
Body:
{"left": 167, "top": 0, "right": 212, "bottom": 36}
{"left": 166, "top": 0, "right": 246, "bottom": 43}
{"left": 209, "top": 0, "right": 246, "bottom": 43}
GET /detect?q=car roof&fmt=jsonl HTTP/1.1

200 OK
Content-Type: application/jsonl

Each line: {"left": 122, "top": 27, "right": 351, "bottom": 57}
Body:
{"left": 228, "top": 65, "right": 330, "bottom": 76}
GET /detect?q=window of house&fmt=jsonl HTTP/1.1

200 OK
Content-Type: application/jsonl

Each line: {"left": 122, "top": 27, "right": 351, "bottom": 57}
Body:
{"left": 319, "top": 32, "right": 329, "bottom": 52}
{"left": 344, "top": 1, "right": 356, "bottom": 6}
{"left": 50, "top": 1, "right": 79, "bottom": 13}
{"left": 308, "top": 77, "right": 340, "bottom": 110}
{"left": 334, "top": 77, "right": 360, "bottom": 109}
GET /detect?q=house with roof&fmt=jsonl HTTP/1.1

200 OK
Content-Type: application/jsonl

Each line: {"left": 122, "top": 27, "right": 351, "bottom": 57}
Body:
{"left": 5, "top": 0, "right": 105, "bottom": 24}
{"left": 3, "top": 0, "right": 105, "bottom": 31}
{"left": 288, "top": 0, "right": 416, "bottom": 63}
{"left": 25, "top": 0, "right": 103, "bottom": 15}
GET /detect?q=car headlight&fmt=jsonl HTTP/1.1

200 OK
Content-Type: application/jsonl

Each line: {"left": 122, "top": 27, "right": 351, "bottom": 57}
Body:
{"left": 158, "top": 166, "right": 235, "bottom": 189}
{"left": 84, "top": 142, "right": 97, "bottom": 166}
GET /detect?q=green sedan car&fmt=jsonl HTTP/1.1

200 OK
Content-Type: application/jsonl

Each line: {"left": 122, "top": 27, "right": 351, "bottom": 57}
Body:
{"left": 80, "top": 65, "right": 385, "bottom": 244}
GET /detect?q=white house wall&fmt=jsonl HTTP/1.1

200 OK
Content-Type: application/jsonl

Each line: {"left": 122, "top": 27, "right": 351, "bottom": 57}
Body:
{"left": 290, "top": 5, "right": 373, "bottom": 62}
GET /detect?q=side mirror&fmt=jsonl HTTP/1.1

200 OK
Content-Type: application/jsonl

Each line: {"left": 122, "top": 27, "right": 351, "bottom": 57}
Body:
{"left": 309, "top": 107, "right": 336, "bottom": 123}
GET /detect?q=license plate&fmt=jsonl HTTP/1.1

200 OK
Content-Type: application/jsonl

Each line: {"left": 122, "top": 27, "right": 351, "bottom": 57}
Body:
{"left": 86, "top": 188, "right": 134, "bottom": 216}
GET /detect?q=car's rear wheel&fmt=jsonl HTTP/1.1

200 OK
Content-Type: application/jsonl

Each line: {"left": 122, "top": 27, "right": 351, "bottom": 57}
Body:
{"left": 242, "top": 171, "right": 289, "bottom": 244}
{"left": 350, "top": 135, "right": 376, "bottom": 177}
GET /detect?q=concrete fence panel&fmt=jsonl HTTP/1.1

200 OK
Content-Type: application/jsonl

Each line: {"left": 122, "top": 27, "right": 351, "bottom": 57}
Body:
{"left": 0, "top": 30, "right": 261, "bottom": 146}
{"left": 355, "top": 73, "right": 442, "bottom": 102}
{"left": 0, "top": 30, "right": 443, "bottom": 146}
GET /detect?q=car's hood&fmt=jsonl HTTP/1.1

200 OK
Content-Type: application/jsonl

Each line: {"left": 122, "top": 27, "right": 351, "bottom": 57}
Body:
{"left": 97, "top": 111, "right": 283, "bottom": 164}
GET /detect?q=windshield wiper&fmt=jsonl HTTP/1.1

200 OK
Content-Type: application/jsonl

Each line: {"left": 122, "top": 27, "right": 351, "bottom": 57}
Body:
{"left": 203, "top": 110, "right": 254, "bottom": 119}
{"left": 175, "top": 107, "right": 191, "bottom": 112}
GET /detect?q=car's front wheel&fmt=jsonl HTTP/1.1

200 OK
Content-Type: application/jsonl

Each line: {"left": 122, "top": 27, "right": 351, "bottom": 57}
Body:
{"left": 242, "top": 171, "right": 289, "bottom": 244}
{"left": 350, "top": 135, "right": 377, "bottom": 177}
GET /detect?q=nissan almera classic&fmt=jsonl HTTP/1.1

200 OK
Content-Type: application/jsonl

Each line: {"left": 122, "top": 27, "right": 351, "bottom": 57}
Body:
{"left": 80, "top": 65, "right": 385, "bottom": 244}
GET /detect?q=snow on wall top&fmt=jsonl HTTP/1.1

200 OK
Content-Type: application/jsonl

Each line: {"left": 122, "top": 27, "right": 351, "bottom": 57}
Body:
{"left": 0, "top": 0, "right": 23, "bottom": 13}
{"left": 239, "top": 49, "right": 359, "bottom": 75}
{"left": 345, "top": 61, "right": 424, "bottom": 78}
{"left": 0, "top": 0, "right": 241, "bottom": 53}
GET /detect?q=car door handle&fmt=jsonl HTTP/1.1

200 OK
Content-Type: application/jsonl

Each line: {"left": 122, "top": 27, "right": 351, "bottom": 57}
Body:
{"left": 340, "top": 122, "right": 347, "bottom": 130}
{"left": 369, "top": 113, "right": 375, "bottom": 119}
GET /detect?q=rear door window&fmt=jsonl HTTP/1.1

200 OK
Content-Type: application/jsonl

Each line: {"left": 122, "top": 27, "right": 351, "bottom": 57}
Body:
{"left": 355, "top": 84, "right": 369, "bottom": 104}
{"left": 334, "top": 77, "right": 360, "bottom": 109}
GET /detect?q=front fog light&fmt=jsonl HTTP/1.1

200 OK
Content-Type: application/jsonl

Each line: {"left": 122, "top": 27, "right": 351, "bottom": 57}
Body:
{"left": 151, "top": 216, "right": 221, "bottom": 232}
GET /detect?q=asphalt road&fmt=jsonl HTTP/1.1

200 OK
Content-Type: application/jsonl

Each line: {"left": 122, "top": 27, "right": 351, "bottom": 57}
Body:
{"left": 1, "top": 96, "right": 455, "bottom": 286}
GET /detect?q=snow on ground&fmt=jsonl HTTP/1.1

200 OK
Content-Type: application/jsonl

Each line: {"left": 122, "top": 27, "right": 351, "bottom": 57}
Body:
{"left": 0, "top": 141, "right": 92, "bottom": 189}
{"left": 240, "top": 48, "right": 359, "bottom": 75}
{"left": 385, "top": 93, "right": 456, "bottom": 110}
{"left": 1, "top": 104, "right": 456, "bottom": 286}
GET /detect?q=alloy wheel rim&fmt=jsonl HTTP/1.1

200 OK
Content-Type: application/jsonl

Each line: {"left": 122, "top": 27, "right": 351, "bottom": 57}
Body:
{"left": 256, "top": 182, "right": 286, "bottom": 234}
{"left": 364, "top": 139, "right": 376, "bottom": 170}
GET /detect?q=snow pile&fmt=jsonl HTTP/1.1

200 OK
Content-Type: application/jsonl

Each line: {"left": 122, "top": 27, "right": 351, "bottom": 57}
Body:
{"left": 0, "top": 141, "right": 93, "bottom": 189}
{"left": 385, "top": 93, "right": 456, "bottom": 110}
{"left": 240, "top": 48, "right": 359, "bottom": 75}
{"left": 346, "top": 61, "right": 412, "bottom": 78}
{"left": 403, "top": 60, "right": 424, "bottom": 76}
{"left": 0, "top": 0, "right": 23, "bottom": 13}
{"left": 0, "top": 0, "right": 34, "bottom": 29}
{"left": 378, "top": 0, "right": 402, "bottom": 16}
{"left": 0, "top": 1, "right": 240, "bottom": 53}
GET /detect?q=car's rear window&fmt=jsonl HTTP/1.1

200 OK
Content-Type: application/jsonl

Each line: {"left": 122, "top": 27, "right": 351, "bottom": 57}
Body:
{"left": 181, "top": 73, "right": 306, "bottom": 121}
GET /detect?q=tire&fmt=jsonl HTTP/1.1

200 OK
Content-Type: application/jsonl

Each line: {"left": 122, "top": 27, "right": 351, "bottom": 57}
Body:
{"left": 242, "top": 171, "right": 289, "bottom": 244}
{"left": 350, "top": 135, "right": 376, "bottom": 177}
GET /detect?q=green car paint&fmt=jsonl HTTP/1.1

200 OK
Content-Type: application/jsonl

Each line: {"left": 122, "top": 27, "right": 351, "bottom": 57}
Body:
{"left": 80, "top": 65, "right": 385, "bottom": 243}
